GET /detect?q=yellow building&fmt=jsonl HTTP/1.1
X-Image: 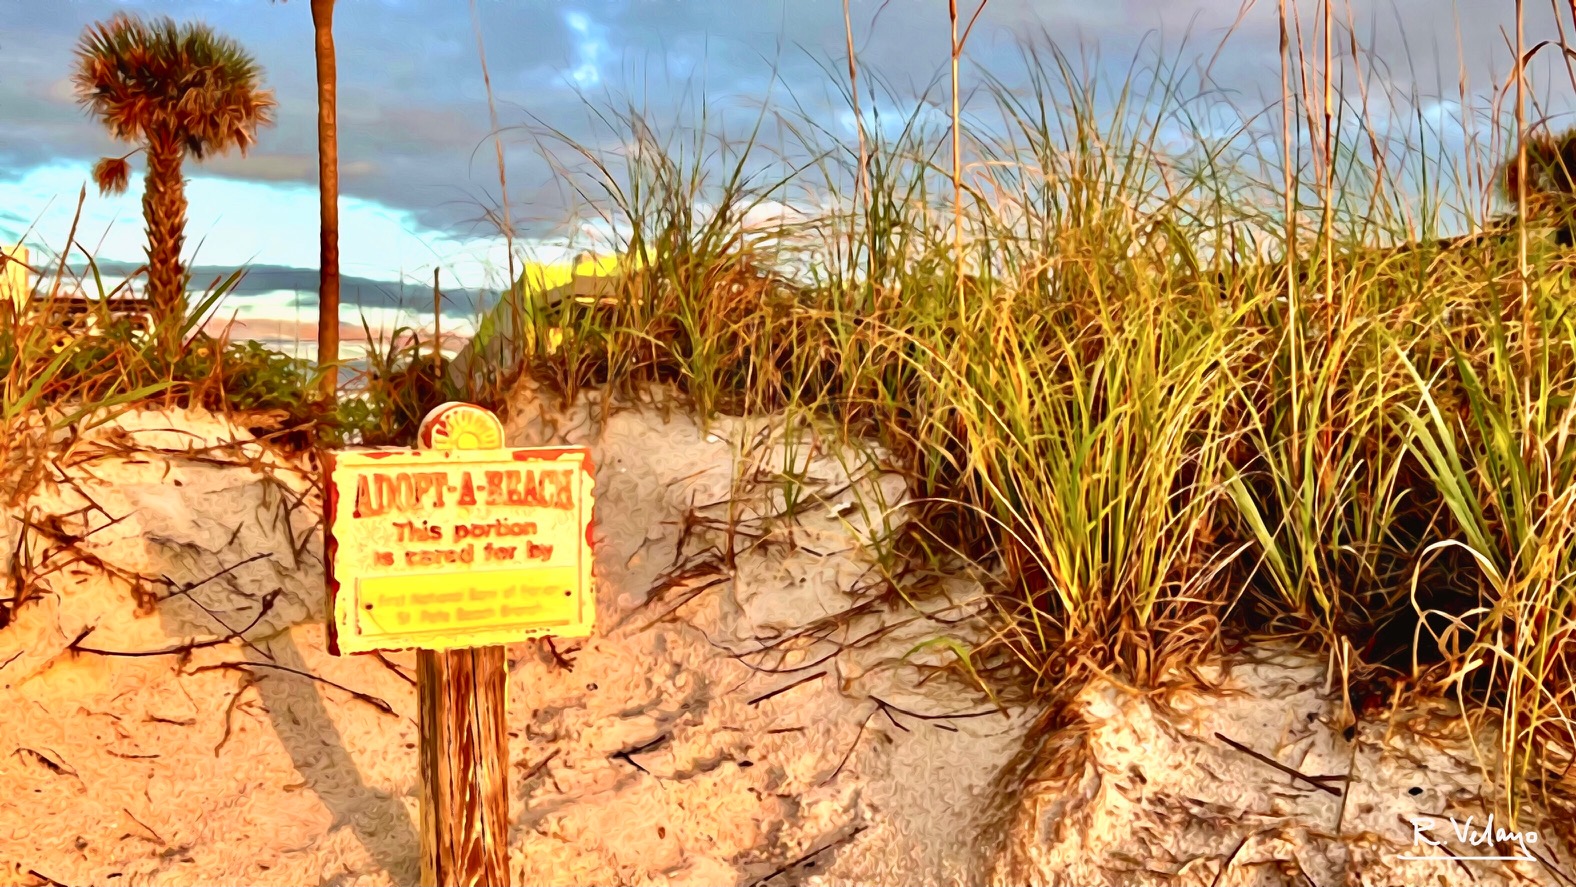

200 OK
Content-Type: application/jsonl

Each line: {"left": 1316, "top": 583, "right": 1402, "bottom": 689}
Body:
{"left": 446, "top": 251, "right": 622, "bottom": 386}
{"left": 2, "top": 245, "right": 30, "bottom": 317}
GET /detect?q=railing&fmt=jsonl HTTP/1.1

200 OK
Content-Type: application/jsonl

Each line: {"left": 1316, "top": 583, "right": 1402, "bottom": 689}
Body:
{"left": 43, "top": 296, "right": 156, "bottom": 345}
{"left": 3, "top": 245, "right": 156, "bottom": 341}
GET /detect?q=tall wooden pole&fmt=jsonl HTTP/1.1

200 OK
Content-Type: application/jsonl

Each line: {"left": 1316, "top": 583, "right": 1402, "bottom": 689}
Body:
{"left": 415, "top": 417, "right": 511, "bottom": 887}
{"left": 312, "top": 0, "right": 340, "bottom": 402}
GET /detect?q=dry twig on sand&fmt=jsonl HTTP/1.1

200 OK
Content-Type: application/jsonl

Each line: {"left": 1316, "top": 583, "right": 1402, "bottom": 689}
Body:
{"left": 1214, "top": 732, "right": 1346, "bottom": 796}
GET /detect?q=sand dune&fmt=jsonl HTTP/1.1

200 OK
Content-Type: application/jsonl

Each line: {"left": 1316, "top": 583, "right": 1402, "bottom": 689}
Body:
{"left": 1, "top": 385, "right": 1571, "bottom": 886}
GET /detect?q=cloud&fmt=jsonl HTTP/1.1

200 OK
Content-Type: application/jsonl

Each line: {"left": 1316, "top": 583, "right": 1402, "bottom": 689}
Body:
{"left": 42, "top": 78, "right": 74, "bottom": 106}
{"left": 3, "top": 163, "right": 522, "bottom": 294}
{"left": 0, "top": 0, "right": 590, "bottom": 229}
{"left": 562, "top": 9, "right": 611, "bottom": 89}
{"left": 6, "top": 0, "right": 1575, "bottom": 299}
{"left": 194, "top": 153, "right": 378, "bottom": 183}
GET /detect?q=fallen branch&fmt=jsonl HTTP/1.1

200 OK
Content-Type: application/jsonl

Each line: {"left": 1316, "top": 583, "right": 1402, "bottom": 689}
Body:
{"left": 20, "top": 512, "right": 165, "bottom": 604}
{"left": 71, "top": 590, "right": 280, "bottom": 658}
{"left": 1214, "top": 732, "right": 1344, "bottom": 796}
{"left": 747, "top": 670, "right": 827, "bottom": 707}
{"left": 157, "top": 552, "right": 274, "bottom": 604}
{"left": 213, "top": 671, "right": 262, "bottom": 756}
{"left": 46, "top": 474, "right": 133, "bottom": 540}
{"left": 871, "top": 695, "right": 1001, "bottom": 728}
{"left": 749, "top": 825, "right": 869, "bottom": 886}
{"left": 637, "top": 576, "right": 731, "bottom": 631}
{"left": 14, "top": 747, "right": 78, "bottom": 779}
{"left": 516, "top": 748, "right": 560, "bottom": 783}
{"left": 121, "top": 806, "right": 166, "bottom": 847}
{"left": 189, "top": 660, "right": 398, "bottom": 718}
{"left": 611, "top": 732, "right": 673, "bottom": 774}
{"left": 158, "top": 555, "right": 283, "bottom": 664}
{"left": 372, "top": 650, "right": 416, "bottom": 686}
{"left": 715, "top": 618, "right": 850, "bottom": 675}
{"left": 1209, "top": 833, "right": 1253, "bottom": 887}
{"left": 541, "top": 637, "right": 577, "bottom": 671}
{"left": 713, "top": 599, "right": 887, "bottom": 677}
{"left": 821, "top": 705, "right": 880, "bottom": 787}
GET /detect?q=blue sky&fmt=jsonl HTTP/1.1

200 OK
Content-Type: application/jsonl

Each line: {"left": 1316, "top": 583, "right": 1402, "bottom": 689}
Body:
{"left": 3, "top": 0, "right": 1574, "bottom": 342}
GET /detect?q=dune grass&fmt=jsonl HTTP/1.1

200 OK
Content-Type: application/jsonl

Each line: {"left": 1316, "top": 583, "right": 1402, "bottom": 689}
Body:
{"left": 0, "top": 191, "right": 343, "bottom": 496}
{"left": 450, "top": 34, "right": 1576, "bottom": 818}
{"left": 5, "top": 18, "right": 1574, "bottom": 826}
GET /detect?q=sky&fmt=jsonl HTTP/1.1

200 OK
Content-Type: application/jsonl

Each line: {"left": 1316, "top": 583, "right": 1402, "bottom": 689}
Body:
{"left": 5, "top": 0, "right": 1576, "bottom": 345}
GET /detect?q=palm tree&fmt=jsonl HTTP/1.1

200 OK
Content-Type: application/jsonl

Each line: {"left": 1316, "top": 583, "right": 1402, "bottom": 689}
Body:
{"left": 73, "top": 13, "right": 275, "bottom": 359}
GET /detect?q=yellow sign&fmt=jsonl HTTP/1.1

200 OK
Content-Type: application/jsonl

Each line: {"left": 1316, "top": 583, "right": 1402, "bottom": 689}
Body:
{"left": 325, "top": 404, "right": 596, "bottom": 654}
{"left": 420, "top": 401, "right": 506, "bottom": 450}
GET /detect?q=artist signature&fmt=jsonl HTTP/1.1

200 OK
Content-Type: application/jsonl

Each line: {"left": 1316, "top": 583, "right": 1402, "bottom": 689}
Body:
{"left": 1401, "top": 815, "right": 1541, "bottom": 863}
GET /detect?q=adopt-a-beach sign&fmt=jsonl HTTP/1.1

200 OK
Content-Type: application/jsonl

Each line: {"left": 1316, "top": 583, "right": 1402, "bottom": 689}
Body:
{"left": 324, "top": 403, "right": 596, "bottom": 655}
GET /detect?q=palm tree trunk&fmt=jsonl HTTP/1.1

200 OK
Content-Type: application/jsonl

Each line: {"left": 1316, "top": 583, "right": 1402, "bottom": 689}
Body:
{"left": 312, "top": 0, "right": 340, "bottom": 401}
{"left": 143, "top": 131, "right": 188, "bottom": 360}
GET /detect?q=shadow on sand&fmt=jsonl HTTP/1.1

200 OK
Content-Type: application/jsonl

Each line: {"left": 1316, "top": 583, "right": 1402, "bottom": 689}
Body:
{"left": 245, "top": 631, "right": 420, "bottom": 884}
{"left": 151, "top": 536, "right": 420, "bottom": 884}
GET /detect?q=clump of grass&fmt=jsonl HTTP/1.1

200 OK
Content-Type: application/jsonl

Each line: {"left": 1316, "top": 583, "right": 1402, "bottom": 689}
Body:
{"left": 339, "top": 319, "right": 470, "bottom": 447}
{"left": 2, "top": 196, "right": 338, "bottom": 484}
{"left": 7, "top": 203, "right": 496, "bottom": 466}
{"left": 1400, "top": 260, "right": 1576, "bottom": 817}
{"left": 447, "top": 26, "right": 1576, "bottom": 819}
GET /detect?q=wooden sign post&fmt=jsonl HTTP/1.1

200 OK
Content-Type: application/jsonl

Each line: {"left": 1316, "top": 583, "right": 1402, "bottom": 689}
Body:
{"left": 324, "top": 403, "right": 596, "bottom": 887}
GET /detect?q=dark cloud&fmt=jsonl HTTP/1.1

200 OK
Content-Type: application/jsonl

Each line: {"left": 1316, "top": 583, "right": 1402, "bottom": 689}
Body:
{"left": 6, "top": 0, "right": 1575, "bottom": 250}
{"left": 61, "top": 258, "right": 497, "bottom": 319}
{"left": 0, "top": 0, "right": 588, "bottom": 231}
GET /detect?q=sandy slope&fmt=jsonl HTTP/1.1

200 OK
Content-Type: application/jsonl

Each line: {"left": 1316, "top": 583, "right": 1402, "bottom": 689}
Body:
{"left": 1, "top": 388, "right": 1572, "bottom": 887}
{"left": 0, "top": 394, "right": 1025, "bottom": 887}
{"left": 990, "top": 654, "right": 1576, "bottom": 887}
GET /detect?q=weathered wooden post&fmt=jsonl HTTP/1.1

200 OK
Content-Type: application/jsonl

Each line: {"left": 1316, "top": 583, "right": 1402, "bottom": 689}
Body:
{"left": 412, "top": 405, "right": 507, "bottom": 887}
{"left": 324, "top": 402, "right": 596, "bottom": 887}
{"left": 414, "top": 629, "right": 508, "bottom": 884}
{"left": 433, "top": 268, "right": 443, "bottom": 368}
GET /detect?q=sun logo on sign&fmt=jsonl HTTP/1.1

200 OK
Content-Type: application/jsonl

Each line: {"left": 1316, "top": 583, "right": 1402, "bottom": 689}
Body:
{"left": 419, "top": 403, "right": 506, "bottom": 451}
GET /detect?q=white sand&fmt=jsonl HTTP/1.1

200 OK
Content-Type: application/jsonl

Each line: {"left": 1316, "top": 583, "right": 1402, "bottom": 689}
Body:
{"left": 2, "top": 387, "right": 1571, "bottom": 887}
{"left": 991, "top": 652, "right": 1576, "bottom": 887}
{"left": 0, "top": 391, "right": 1025, "bottom": 887}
